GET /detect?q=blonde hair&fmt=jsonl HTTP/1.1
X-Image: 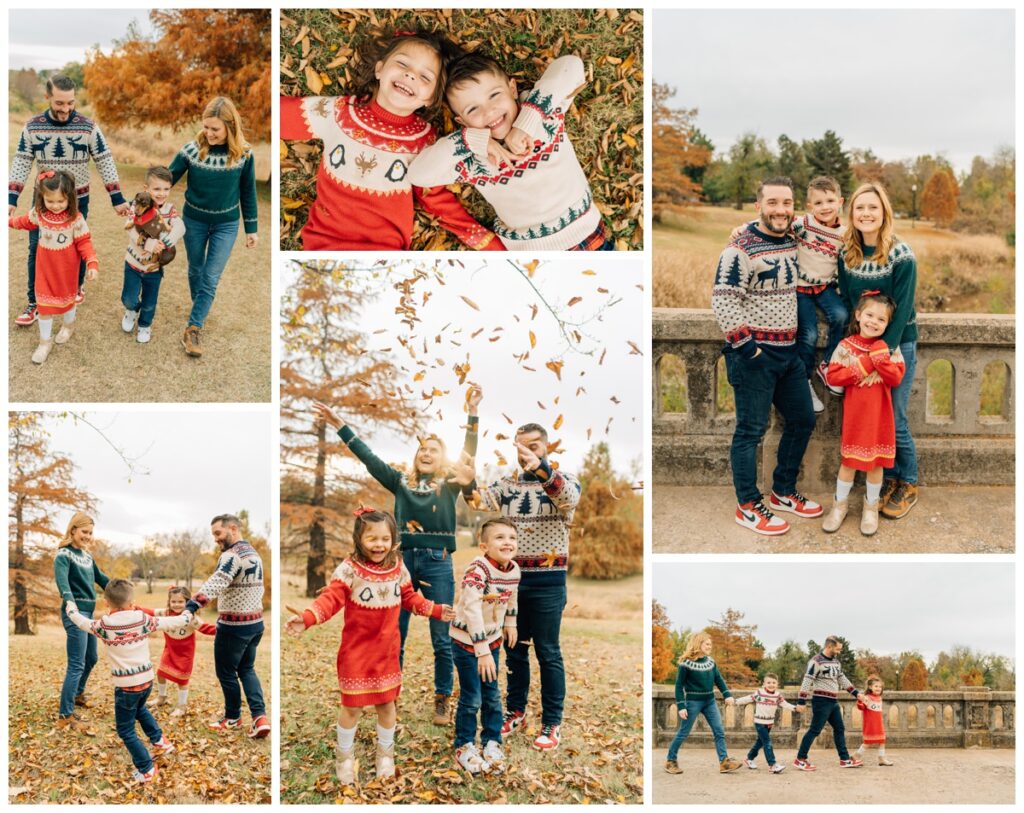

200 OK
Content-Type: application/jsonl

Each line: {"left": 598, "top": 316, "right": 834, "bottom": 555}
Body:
{"left": 197, "top": 96, "right": 250, "bottom": 163}
{"left": 843, "top": 183, "right": 897, "bottom": 269}
{"left": 59, "top": 512, "right": 95, "bottom": 548}
{"left": 680, "top": 631, "right": 713, "bottom": 664}
{"left": 407, "top": 434, "right": 451, "bottom": 489}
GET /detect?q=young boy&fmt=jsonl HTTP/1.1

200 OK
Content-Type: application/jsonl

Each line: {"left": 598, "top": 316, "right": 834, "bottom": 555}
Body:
{"left": 407, "top": 53, "right": 611, "bottom": 251}
{"left": 66, "top": 579, "right": 193, "bottom": 783}
{"left": 120, "top": 166, "right": 185, "bottom": 343}
{"left": 855, "top": 675, "right": 893, "bottom": 766}
{"left": 735, "top": 673, "right": 802, "bottom": 773}
{"left": 448, "top": 517, "right": 520, "bottom": 775}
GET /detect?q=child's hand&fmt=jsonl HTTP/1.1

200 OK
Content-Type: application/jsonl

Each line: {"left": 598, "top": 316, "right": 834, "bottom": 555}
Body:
{"left": 312, "top": 402, "right": 343, "bottom": 431}
{"left": 477, "top": 652, "right": 497, "bottom": 682}
{"left": 447, "top": 451, "right": 476, "bottom": 487}
{"left": 246, "top": 234, "right": 258, "bottom": 249}
{"left": 504, "top": 128, "right": 531, "bottom": 157}
{"left": 85, "top": 265, "right": 98, "bottom": 282}
{"left": 439, "top": 604, "right": 455, "bottom": 622}
{"left": 503, "top": 626, "right": 518, "bottom": 648}
{"left": 485, "top": 138, "right": 520, "bottom": 169}
{"left": 793, "top": 706, "right": 804, "bottom": 714}
{"left": 285, "top": 615, "right": 307, "bottom": 636}
{"left": 678, "top": 708, "right": 688, "bottom": 721}
{"left": 188, "top": 615, "right": 201, "bottom": 629}
{"left": 143, "top": 238, "right": 164, "bottom": 255}
{"left": 8, "top": 205, "right": 16, "bottom": 217}
{"left": 858, "top": 370, "right": 882, "bottom": 388}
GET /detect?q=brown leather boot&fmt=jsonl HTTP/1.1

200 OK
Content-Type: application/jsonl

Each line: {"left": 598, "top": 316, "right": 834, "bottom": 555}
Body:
{"left": 432, "top": 694, "right": 450, "bottom": 725}
{"left": 881, "top": 481, "right": 918, "bottom": 520}
{"left": 56, "top": 714, "right": 96, "bottom": 735}
{"left": 73, "top": 693, "right": 94, "bottom": 709}
{"left": 181, "top": 325, "right": 203, "bottom": 357}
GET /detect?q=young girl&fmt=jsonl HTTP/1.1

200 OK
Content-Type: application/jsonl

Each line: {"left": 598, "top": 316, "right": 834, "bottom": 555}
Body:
{"left": 285, "top": 509, "right": 454, "bottom": 784}
{"left": 280, "top": 29, "right": 503, "bottom": 251}
{"left": 313, "top": 385, "right": 480, "bottom": 727}
{"left": 855, "top": 675, "right": 893, "bottom": 766}
{"left": 823, "top": 292, "right": 905, "bottom": 536}
{"left": 144, "top": 587, "right": 217, "bottom": 716}
{"left": 169, "top": 96, "right": 258, "bottom": 358}
{"left": 9, "top": 170, "right": 98, "bottom": 364}
{"left": 665, "top": 632, "right": 743, "bottom": 775}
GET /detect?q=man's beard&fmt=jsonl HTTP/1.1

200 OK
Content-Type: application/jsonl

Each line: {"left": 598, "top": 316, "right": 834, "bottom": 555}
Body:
{"left": 50, "top": 107, "right": 71, "bottom": 121}
{"left": 759, "top": 212, "right": 793, "bottom": 235}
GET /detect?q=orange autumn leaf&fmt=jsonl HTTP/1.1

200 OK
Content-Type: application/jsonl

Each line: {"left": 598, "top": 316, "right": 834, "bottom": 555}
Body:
{"left": 523, "top": 259, "right": 539, "bottom": 277}
{"left": 553, "top": 414, "right": 564, "bottom": 430}
{"left": 582, "top": 269, "right": 596, "bottom": 276}
{"left": 545, "top": 360, "right": 564, "bottom": 380}
{"left": 460, "top": 295, "right": 480, "bottom": 311}
{"left": 406, "top": 520, "right": 424, "bottom": 533}
{"left": 567, "top": 296, "right": 583, "bottom": 307}
{"left": 529, "top": 331, "right": 537, "bottom": 349}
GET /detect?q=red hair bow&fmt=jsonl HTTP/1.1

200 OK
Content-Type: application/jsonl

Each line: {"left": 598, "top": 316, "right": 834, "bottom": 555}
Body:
{"left": 38, "top": 170, "right": 55, "bottom": 180}
{"left": 353, "top": 506, "right": 378, "bottom": 518}
{"left": 861, "top": 289, "right": 881, "bottom": 297}
{"left": 394, "top": 30, "right": 416, "bottom": 37}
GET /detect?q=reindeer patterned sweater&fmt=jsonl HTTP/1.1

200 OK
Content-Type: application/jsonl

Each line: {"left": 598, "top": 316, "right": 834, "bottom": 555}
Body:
{"left": 185, "top": 541, "right": 264, "bottom": 635}
{"left": 798, "top": 651, "right": 859, "bottom": 704}
{"left": 407, "top": 56, "right": 601, "bottom": 251}
{"left": 711, "top": 224, "right": 799, "bottom": 358}
{"left": 9, "top": 110, "right": 125, "bottom": 209}
{"left": 449, "top": 556, "right": 519, "bottom": 656}
{"left": 280, "top": 95, "right": 501, "bottom": 251}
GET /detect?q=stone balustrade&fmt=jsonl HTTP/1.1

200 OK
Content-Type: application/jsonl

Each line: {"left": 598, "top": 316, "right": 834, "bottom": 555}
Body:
{"left": 652, "top": 309, "right": 1015, "bottom": 489}
{"left": 652, "top": 684, "right": 1014, "bottom": 749}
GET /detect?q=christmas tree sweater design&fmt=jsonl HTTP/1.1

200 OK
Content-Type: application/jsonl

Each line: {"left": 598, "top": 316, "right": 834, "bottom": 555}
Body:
{"left": 449, "top": 555, "right": 519, "bottom": 656}
{"left": 798, "top": 651, "right": 859, "bottom": 703}
{"left": 185, "top": 540, "right": 264, "bottom": 635}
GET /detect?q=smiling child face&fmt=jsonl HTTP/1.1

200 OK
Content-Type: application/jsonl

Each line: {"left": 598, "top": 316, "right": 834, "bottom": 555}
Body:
{"left": 447, "top": 71, "right": 520, "bottom": 140}
{"left": 374, "top": 42, "right": 441, "bottom": 116}
{"left": 359, "top": 520, "right": 396, "bottom": 564}
{"left": 857, "top": 301, "right": 891, "bottom": 338}
{"left": 807, "top": 187, "right": 843, "bottom": 227}
{"left": 169, "top": 593, "right": 187, "bottom": 613}
{"left": 480, "top": 522, "right": 518, "bottom": 566}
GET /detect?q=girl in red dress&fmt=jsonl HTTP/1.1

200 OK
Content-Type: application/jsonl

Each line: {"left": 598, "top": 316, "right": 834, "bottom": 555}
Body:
{"left": 285, "top": 509, "right": 455, "bottom": 785}
{"left": 147, "top": 587, "right": 217, "bottom": 716}
{"left": 8, "top": 169, "right": 98, "bottom": 364}
{"left": 823, "top": 292, "right": 905, "bottom": 536}
{"left": 855, "top": 675, "right": 893, "bottom": 766}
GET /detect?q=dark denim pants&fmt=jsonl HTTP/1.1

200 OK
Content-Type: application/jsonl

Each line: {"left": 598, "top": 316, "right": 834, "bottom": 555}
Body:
{"left": 884, "top": 341, "right": 919, "bottom": 485}
{"left": 504, "top": 583, "right": 566, "bottom": 726}
{"left": 214, "top": 627, "right": 265, "bottom": 720}
{"left": 398, "top": 548, "right": 455, "bottom": 696}
{"left": 796, "top": 286, "right": 848, "bottom": 377}
{"left": 797, "top": 697, "right": 850, "bottom": 760}
{"left": 747, "top": 723, "right": 777, "bottom": 765}
{"left": 60, "top": 608, "right": 97, "bottom": 717}
{"left": 121, "top": 263, "right": 164, "bottom": 328}
{"left": 452, "top": 644, "right": 502, "bottom": 748}
{"left": 29, "top": 199, "right": 89, "bottom": 303}
{"left": 667, "top": 697, "right": 728, "bottom": 763}
{"left": 182, "top": 215, "right": 238, "bottom": 328}
{"left": 724, "top": 346, "right": 817, "bottom": 504}
{"left": 114, "top": 685, "right": 162, "bottom": 773}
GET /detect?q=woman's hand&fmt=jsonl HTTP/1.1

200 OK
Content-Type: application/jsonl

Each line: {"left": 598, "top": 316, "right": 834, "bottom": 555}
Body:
{"left": 465, "top": 384, "right": 483, "bottom": 415}
{"left": 725, "top": 696, "right": 736, "bottom": 706}
{"left": 447, "top": 451, "right": 476, "bottom": 486}
{"left": 246, "top": 234, "right": 258, "bottom": 249}
{"left": 312, "top": 402, "right": 343, "bottom": 431}
{"left": 678, "top": 708, "right": 688, "bottom": 721}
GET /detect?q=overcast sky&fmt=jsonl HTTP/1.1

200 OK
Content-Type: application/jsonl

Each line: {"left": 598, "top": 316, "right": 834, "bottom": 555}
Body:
{"left": 654, "top": 9, "right": 1014, "bottom": 174}
{"left": 656, "top": 562, "right": 1014, "bottom": 661}
{"left": 40, "top": 411, "right": 272, "bottom": 550}
{"left": 282, "top": 257, "right": 644, "bottom": 481}
{"left": 9, "top": 10, "right": 154, "bottom": 70}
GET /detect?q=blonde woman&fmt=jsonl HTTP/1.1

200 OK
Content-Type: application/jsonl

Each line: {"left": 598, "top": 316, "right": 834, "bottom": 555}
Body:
{"left": 837, "top": 183, "right": 919, "bottom": 519}
{"left": 312, "top": 386, "right": 480, "bottom": 725}
{"left": 53, "top": 512, "right": 108, "bottom": 729}
{"left": 665, "top": 632, "right": 742, "bottom": 775}
{"left": 169, "top": 96, "right": 259, "bottom": 357}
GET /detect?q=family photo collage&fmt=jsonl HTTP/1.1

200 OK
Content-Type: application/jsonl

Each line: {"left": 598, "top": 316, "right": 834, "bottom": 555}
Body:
{"left": 1, "top": 3, "right": 1017, "bottom": 809}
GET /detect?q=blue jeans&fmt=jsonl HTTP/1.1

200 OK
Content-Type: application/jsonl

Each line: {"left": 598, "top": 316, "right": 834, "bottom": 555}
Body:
{"left": 115, "top": 685, "right": 162, "bottom": 773}
{"left": 505, "top": 583, "right": 566, "bottom": 726}
{"left": 724, "top": 346, "right": 817, "bottom": 504}
{"left": 121, "top": 263, "right": 164, "bottom": 327}
{"left": 452, "top": 644, "right": 503, "bottom": 748}
{"left": 214, "top": 628, "right": 265, "bottom": 720}
{"left": 885, "top": 340, "right": 919, "bottom": 484}
{"left": 797, "top": 697, "right": 850, "bottom": 760}
{"left": 667, "top": 697, "right": 728, "bottom": 763}
{"left": 60, "top": 608, "right": 97, "bottom": 717}
{"left": 747, "top": 723, "right": 777, "bottom": 765}
{"left": 28, "top": 199, "right": 89, "bottom": 303}
{"left": 398, "top": 548, "right": 455, "bottom": 696}
{"left": 182, "top": 215, "right": 238, "bottom": 328}
{"left": 796, "top": 286, "right": 848, "bottom": 378}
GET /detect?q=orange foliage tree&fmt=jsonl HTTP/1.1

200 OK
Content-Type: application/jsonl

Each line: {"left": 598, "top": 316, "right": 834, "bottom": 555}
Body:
{"left": 652, "top": 83, "right": 710, "bottom": 222}
{"left": 83, "top": 10, "right": 271, "bottom": 142}
{"left": 652, "top": 599, "right": 675, "bottom": 683}
{"left": 900, "top": 657, "right": 929, "bottom": 690}
{"left": 920, "top": 168, "right": 960, "bottom": 227}
{"left": 706, "top": 608, "right": 763, "bottom": 686}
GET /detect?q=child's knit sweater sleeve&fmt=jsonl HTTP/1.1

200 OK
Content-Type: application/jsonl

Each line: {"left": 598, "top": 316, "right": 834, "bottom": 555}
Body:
{"left": 869, "top": 341, "right": 905, "bottom": 387}
{"left": 73, "top": 218, "right": 99, "bottom": 271}
{"left": 88, "top": 122, "right": 125, "bottom": 207}
{"left": 66, "top": 604, "right": 103, "bottom": 636}
{"left": 8, "top": 123, "right": 34, "bottom": 207}
{"left": 826, "top": 341, "right": 873, "bottom": 387}
{"left": 405, "top": 138, "right": 462, "bottom": 188}
{"left": 161, "top": 204, "right": 186, "bottom": 248}
{"left": 9, "top": 214, "right": 37, "bottom": 232}
{"left": 400, "top": 565, "right": 444, "bottom": 619}
{"left": 302, "top": 562, "right": 351, "bottom": 627}
{"left": 781, "top": 696, "right": 797, "bottom": 711}
{"left": 734, "top": 692, "right": 754, "bottom": 706}
{"left": 337, "top": 424, "right": 403, "bottom": 494}
{"left": 239, "top": 153, "right": 258, "bottom": 235}
{"left": 711, "top": 244, "right": 759, "bottom": 358}
{"left": 512, "top": 55, "right": 586, "bottom": 141}
{"left": 280, "top": 95, "right": 317, "bottom": 140}
{"left": 146, "top": 612, "right": 191, "bottom": 634}
{"left": 199, "top": 622, "right": 218, "bottom": 636}
{"left": 413, "top": 183, "right": 504, "bottom": 250}
{"left": 881, "top": 247, "right": 917, "bottom": 352}
{"left": 675, "top": 663, "right": 689, "bottom": 709}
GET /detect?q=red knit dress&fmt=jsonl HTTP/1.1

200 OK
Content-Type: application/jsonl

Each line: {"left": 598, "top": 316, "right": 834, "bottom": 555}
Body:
{"left": 826, "top": 334, "right": 906, "bottom": 471}
{"left": 155, "top": 610, "right": 217, "bottom": 686}
{"left": 280, "top": 95, "right": 503, "bottom": 251}
{"left": 857, "top": 692, "right": 886, "bottom": 745}
{"left": 9, "top": 208, "right": 97, "bottom": 315}
{"left": 301, "top": 557, "right": 442, "bottom": 707}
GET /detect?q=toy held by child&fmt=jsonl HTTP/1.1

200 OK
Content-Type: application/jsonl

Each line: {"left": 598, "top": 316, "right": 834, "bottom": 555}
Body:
{"left": 735, "top": 673, "right": 802, "bottom": 773}
{"left": 285, "top": 508, "right": 455, "bottom": 785}
{"left": 855, "top": 675, "right": 893, "bottom": 766}
{"left": 8, "top": 169, "right": 97, "bottom": 364}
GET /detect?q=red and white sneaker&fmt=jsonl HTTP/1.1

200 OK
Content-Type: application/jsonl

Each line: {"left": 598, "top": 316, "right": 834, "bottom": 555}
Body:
{"left": 248, "top": 715, "right": 271, "bottom": 739}
{"left": 14, "top": 304, "right": 37, "bottom": 326}
{"left": 208, "top": 717, "right": 242, "bottom": 732}
{"left": 838, "top": 758, "right": 863, "bottom": 768}
{"left": 533, "top": 724, "right": 561, "bottom": 751}
{"left": 817, "top": 361, "right": 844, "bottom": 396}
{"left": 132, "top": 764, "right": 159, "bottom": 783}
{"left": 736, "top": 499, "right": 790, "bottom": 536}
{"left": 770, "top": 490, "right": 824, "bottom": 518}
{"left": 150, "top": 736, "right": 175, "bottom": 757}
{"left": 743, "top": 758, "right": 758, "bottom": 770}
{"left": 793, "top": 758, "right": 817, "bottom": 772}
{"left": 500, "top": 709, "right": 526, "bottom": 736}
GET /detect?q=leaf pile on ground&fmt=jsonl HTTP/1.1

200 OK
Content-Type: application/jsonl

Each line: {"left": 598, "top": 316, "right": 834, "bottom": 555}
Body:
{"left": 279, "top": 8, "right": 644, "bottom": 251}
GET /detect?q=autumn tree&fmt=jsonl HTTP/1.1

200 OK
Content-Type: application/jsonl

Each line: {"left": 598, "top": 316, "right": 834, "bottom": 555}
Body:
{"left": 900, "top": 657, "right": 928, "bottom": 690}
{"left": 777, "top": 135, "right": 810, "bottom": 206}
{"left": 652, "top": 83, "right": 711, "bottom": 221}
{"left": 131, "top": 537, "right": 167, "bottom": 594}
{"left": 920, "top": 168, "right": 960, "bottom": 228}
{"left": 83, "top": 9, "right": 271, "bottom": 141}
{"left": 652, "top": 600, "right": 675, "bottom": 683}
{"left": 167, "top": 529, "right": 206, "bottom": 590}
{"left": 706, "top": 608, "right": 763, "bottom": 685}
{"left": 856, "top": 650, "right": 900, "bottom": 690}
{"left": 9, "top": 413, "right": 96, "bottom": 635}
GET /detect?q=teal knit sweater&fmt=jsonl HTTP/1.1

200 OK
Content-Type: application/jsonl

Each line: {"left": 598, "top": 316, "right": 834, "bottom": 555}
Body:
{"left": 54, "top": 545, "right": 109, "bottom": 617}
{"left": 675, "top": 656, "right": 732, "bottom": 708}
{"left": 169, "top": 141, "right": 258, "bottom": 234}
{"left": 338, "top": 416, "right": 479, "bottom": 552}
{"left": 838, "top": 240, "right": 918, "bottom": 352}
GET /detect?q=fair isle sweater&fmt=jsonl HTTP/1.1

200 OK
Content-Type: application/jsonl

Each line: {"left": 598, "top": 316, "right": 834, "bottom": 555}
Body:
{"left": 792, "top": 213, "right": 843, "bottom": 289}
{"left": 711, "top": 223, "right": 799, "bottom": 358}
{"left": 54, "top": 545, "right": 109, "bottom": 617}
{"left": 838, "top": 241, "right": 919, "bottom": 352}
{"left": 449, "top": 555, "right": 520, "bottom": 656}
{"left": 280, "top": 95, "right": 500, "bottom": 251}
{"left": 798, "top": 652, "right": 859, "bottom": 704}
{"left": 66, "top": 605, "right": 191, "bottom": 688}
{"left": 9, "top": 110, "right": 125, "bottom": 208}
{"left": 471, "top": 459, "right": 582, "bottom": 587}
{"left": 124, "top": 201, "right": 186, "bottom": 272}
{"left": 675, "top": 656, "right": 732, "bottom": 708}
{"left": 407, "top": 56, "right": 601, "bottom": 251}
{"left": 169, "top": 141, "right": 258, "bottom": 234}
{"left": 735, "top": 688, "right": 797, "bottom": 726}
{"left": 185, "top": 540, "right": 264, "bottom": 634}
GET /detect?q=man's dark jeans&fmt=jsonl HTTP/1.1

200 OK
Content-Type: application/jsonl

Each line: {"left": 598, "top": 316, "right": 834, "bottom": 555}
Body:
{"left": 504, "top": 583, "right": 566, "bottom": 726}
{"left": 214, "top": 627, "right": 265, "bottom": 720}
{"left": 797, "top": 697, "right": 851, "bottom": 760}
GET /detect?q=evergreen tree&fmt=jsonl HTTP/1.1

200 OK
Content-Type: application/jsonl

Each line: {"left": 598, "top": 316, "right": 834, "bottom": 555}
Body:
{"left": 802, "top": 130, "right": 853, "bottom": 196}
{"left": 777, "top": 134, "right": 810, "bottom": 205}
{"left": 51, "top": 137, "right": 66, "bottom": 159}
{"left": 725, "top": 254, "right": 743, "bottom": 287}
